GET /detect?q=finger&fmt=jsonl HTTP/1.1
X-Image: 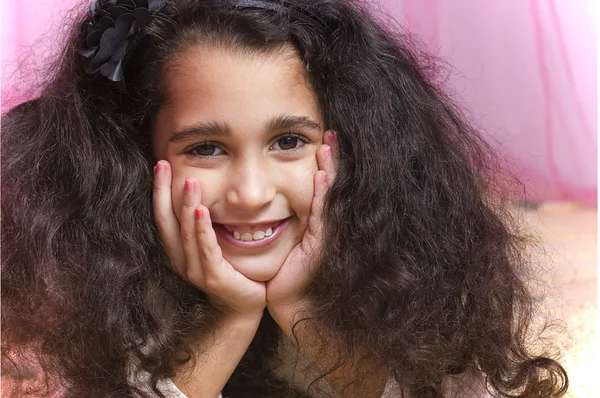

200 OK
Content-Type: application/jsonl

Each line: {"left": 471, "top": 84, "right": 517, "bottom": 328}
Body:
{"left": 152, "top": 160, "right": 186, "bottom": 274}
{"left": 179, "top": 178, "right": 203, "bottom": 282}
{"left": 193, "top": 205, "right": 227, "bottom": 287}
{"left": 318, "top": 130, "right": 338, "bottom": 182}
{"left": 316, "top": 145, "right": 335, "bottom": 182}
{"left": 303, "top": 170, "right": 329, "bottom": 252}
{"left": 324, "top": 130, "right": 339, "bottom": 171}
{"left": 323, "top": 129, "right": 339, "bottom": 160}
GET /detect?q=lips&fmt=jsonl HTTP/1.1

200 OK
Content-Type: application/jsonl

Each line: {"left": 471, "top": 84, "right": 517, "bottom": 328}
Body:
{"left": 222, "top": 220, "right": 282, "bottom": 236}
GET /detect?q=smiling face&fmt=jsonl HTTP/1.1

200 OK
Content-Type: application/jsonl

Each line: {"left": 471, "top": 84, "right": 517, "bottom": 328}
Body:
{"left": 152, "top": 45, "right": 324, "bottom": 281}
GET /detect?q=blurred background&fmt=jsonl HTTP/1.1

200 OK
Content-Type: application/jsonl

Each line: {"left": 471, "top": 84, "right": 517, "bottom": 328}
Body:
{"left": 2, "top": 0, "right": 597, "bottom": 206}
{"left": 1, "top": 0, "right": 597, "bottom": 396}
{"left": 378, "top": 0, "right": 597, "bottom": 208}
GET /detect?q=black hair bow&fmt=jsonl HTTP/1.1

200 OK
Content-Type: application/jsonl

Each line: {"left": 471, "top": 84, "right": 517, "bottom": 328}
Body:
{"left": 80, "top": 0, "right": 165, "bottom": 82}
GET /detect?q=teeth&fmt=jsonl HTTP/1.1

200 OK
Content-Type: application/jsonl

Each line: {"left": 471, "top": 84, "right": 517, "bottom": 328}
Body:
{"left": 240, "top": 232, "right": 253, "bottom": 241}
{"left": 231, "top": 227, "right": 274, "bottom": 242}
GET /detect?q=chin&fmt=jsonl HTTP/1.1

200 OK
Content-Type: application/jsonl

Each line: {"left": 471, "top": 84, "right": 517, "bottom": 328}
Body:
{"left": 226, "top": 255, "right": 284, "bottom": 281}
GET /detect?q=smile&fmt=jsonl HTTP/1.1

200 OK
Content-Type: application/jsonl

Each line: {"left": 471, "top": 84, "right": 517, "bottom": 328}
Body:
{"left": 223, "top": 220, "right": 282, "bottom": 241}
{"left": 212, "top": 216, "right": 293, "bottom": 249}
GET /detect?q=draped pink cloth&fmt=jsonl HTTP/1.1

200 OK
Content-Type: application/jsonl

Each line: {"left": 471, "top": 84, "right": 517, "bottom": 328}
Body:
{"left": 2, "top": 0, "right": 597, "bottom": 206}
{"left": 383, "top": 0, "right": 597, "bottom": 207}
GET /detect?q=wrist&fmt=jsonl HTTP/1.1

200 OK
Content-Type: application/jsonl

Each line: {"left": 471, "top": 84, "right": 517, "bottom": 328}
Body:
{"left": 267, "top": 299, "right": 312, "bottom": 341}
{"left": 208, "top": 295, "right": 266, "bottom": 320}
{"left": 211, "top": 304, "right": 265, "bottom": 326}
{"left": 173, "top": 308, "right": 262, "bottom": 398}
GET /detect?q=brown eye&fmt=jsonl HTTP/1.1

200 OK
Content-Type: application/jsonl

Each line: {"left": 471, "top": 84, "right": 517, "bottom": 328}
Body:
{"left": 278, "top": 136, "right": 298, "bottom": 150}
{"left": 271, "top": 135, "right": 305, "bottom": 151}
{"left": 190, "top": 143, "right": 224, "bottom": 157}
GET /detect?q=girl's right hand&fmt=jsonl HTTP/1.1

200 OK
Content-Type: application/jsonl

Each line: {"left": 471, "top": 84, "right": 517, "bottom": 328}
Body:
{"left": 153, "top": 160, "right": 267, "bottom": 318}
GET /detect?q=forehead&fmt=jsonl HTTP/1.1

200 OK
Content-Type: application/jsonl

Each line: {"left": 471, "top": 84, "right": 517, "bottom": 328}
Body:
{"left": 154, "top": 44, "right": 321, "bottom": 134}
{"left": 163, "top": 44, "right": 310, "bottom": 94}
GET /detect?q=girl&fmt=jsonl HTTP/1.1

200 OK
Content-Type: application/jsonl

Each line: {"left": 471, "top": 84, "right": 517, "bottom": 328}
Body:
{"left": 1, "top": 0, "right": 568, "bottom": 397}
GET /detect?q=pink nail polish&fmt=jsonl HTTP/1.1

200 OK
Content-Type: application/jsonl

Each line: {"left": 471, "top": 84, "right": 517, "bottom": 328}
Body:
{"left": 185, "top": 179, "right": 194, "bottom": 191}
{"left": 155, "top": 162, "right": 163, "bottom": 175}
{"left": 324, "top": 145, "right": 332, "bottom": 157}
{"left": 195, "top": 208, "right": 203, "bottom": 220}
{"left": 321, "top": 172, "right": 328, "bottom": 183}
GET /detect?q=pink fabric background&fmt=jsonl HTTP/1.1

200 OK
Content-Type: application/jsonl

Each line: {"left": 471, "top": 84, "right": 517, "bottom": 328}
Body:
{"left": 2, "top": 0, "right": 597, "bottom": 206}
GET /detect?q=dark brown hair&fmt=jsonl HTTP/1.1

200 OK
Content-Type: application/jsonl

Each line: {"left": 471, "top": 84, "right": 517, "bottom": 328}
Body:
{"left": 2, "top": 1, "right": 567, "bottom": 397}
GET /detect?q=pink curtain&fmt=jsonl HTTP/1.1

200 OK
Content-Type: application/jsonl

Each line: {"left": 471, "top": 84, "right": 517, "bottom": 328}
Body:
{"left": 382, "top": 0, "right": 597, "bottom": 206}
{"left": 2, "top": 0, "right": 88, "bottom": 107}
{"left": 2, "top": 0, "right": 597, "bottom": 206}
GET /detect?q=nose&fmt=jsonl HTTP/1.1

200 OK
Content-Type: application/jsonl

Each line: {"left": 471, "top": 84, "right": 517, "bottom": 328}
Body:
{"left": 225, "top": 158, "right": 277, "bottom": 211}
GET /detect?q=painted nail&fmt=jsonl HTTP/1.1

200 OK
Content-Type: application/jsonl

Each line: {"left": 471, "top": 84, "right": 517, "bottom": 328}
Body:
{"left": 155, "top": 162, "right": 163, "bottom": 175}
{"left": 331, "top": 130, "right": 338, "bottom": 142}
{"left": 195, "top": 208, "right": 203, "bottom": 220}
{"left": 185, "top": 179, "right": 194, "bottom": 191}
{"left": 321, "top": 171, "right": 328, "bottom": 183}
{"left": 324, "top": 145, "right": 332, "bottom": 157}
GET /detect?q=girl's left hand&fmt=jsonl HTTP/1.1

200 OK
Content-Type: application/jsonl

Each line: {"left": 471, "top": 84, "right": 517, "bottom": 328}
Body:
{"left": 266, "top": 130, "right": 338, "bottom": 327}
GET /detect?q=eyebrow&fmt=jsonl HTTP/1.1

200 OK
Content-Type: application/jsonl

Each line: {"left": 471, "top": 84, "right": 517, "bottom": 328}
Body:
{"left": 167, "top": 114, "right": 323, "bottom": 143}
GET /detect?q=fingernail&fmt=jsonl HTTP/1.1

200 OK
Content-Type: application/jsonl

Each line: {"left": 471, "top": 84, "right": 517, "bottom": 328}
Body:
{"left": 185, "top": 179, "right": 194, "bottom": 191}
{"left": 331, "top": 130, "right": 338, "bottom": 142}
{"left": 324, "top": 145, "right": 331, "bottom": 157}
{"left": 321, "top": 171, "right": 328, "bottom": 183}
{"left": 155, "top": 161, "right": 163, "bottom": 175}
{"left": 195, "top": 208, "right": 203, "bottom": 220}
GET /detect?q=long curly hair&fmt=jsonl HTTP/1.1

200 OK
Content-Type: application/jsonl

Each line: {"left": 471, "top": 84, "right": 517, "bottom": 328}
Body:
{"left": 1, "top": 0, "right": 568, "bottom": 397}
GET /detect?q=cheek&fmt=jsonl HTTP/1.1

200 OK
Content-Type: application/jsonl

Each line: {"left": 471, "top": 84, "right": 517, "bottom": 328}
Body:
{"left": 284, "top": 160, "right": 318, "bottom": 224}
{"left": 170, "top": 167, "right": 223, "bottom": 221}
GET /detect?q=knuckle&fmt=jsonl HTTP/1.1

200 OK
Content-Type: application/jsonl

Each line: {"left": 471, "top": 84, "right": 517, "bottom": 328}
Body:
{"left": 153, "top": 186, "right": 168, "bottom": 200}
{"left": 154, "top": 213, "right": 168, "bottom": 227}
{"left": 311, "top": 203, "right": 323, "bottom": 215}
{"left": 180, "top": 231, "right": 195, "bottom": 245}
{"left": 182, "top": 201, "right": 195, "bottom": 210}
{"left": 306, "top": 225, "right": 321, "bottom": 242}
{"left": 200, "top": 241, "right": 220, "bottom": 257}
{"left": 195, "top": 224, "right": 207, "bottom": 238}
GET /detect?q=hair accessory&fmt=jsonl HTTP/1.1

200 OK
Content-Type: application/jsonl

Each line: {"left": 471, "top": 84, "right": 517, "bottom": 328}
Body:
{"left": 79, "top": 0, "right": 165, "bottom": 83}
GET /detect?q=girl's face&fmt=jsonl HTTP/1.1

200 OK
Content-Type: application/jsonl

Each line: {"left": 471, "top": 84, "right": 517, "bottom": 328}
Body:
{"left": 152, "top": 45, "right": 324, "bottom": 282}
